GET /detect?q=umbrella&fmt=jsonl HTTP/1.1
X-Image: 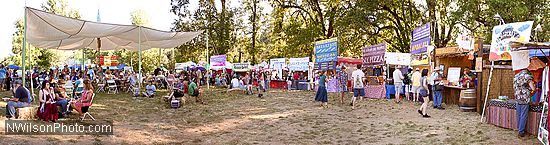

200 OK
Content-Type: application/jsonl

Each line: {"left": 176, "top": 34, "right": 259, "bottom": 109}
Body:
{"left": 7, "top": 64, "right": 20, "bottom": 69}
{"left": 117, "top": 64, "right": 128, "bottom": 69}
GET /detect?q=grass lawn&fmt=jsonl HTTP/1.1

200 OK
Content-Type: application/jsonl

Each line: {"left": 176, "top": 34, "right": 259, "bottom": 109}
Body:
{"left": 0, "top": 87, "right": 540, "bottom": 144}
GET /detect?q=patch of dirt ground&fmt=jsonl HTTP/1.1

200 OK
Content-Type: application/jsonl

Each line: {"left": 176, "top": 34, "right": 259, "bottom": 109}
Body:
{"left": 0, "top": 88, "right": 540, "bottom": 144}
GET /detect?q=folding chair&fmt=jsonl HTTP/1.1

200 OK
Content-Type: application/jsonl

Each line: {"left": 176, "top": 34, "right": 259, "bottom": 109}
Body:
{"left": 96, "top": 79, "right": 106, "bottom": 93}
{"left": 81, "top": 93, "right": 96, "bottom": 121}
{"left": 64, "top": 80, "right": 74, "bottom": 98}
{"left": 107, "top": 79, "right": 118, "bottom": 94}
{"left": 74, "top": 79, "right": 84, "bottom": 99}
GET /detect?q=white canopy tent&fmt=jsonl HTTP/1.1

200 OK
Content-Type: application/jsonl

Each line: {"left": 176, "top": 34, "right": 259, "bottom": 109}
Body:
{"left": 22, "top": 7, "right": 204, "bottom": 92}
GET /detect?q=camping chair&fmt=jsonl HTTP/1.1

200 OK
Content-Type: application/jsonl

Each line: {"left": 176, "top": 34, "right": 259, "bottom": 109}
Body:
{"left": 74, "top": 80, "right": 84, "bottom": 99}
{"left": 107, "top": 79, "right": 118, "bottom": 94}
{"left": 80, "top": 93, "right": 96, "bottom": 121}
{"left": 64, "top": 80, "right": 74, "bottom": 98}
{"left": 96, "top": 79, "right": 106, "bottom": 93}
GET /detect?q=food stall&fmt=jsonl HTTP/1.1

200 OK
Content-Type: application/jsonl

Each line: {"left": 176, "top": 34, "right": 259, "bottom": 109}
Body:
{"left": 361, "top": 43, "right": 387, "bottom": 99}
{"left": 487, "top": 41, "right": 550, "bottom": 138}
{"left": 434, "top": 46, "right": 477, "bottom": 110}
{"left": 269, "top": 58, "right": 288, "bottom": 89}
{"left": 384, "top": 52, "right": 412, "bottom": 99}
{"left": 480, "top": 21, "right": 544, "bottom": 137}
{"left": 289, "top": 57, "right": 310, "bottom": 90}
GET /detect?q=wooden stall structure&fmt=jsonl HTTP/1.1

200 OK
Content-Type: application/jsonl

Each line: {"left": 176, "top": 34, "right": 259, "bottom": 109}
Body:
{"left": 434, "top": 46, "right": 477, "bottom": 111}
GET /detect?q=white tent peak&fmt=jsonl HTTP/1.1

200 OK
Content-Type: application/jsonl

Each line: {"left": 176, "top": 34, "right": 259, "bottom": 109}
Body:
{"left": 25, "top": 7, "right": 204, "bottom": 51}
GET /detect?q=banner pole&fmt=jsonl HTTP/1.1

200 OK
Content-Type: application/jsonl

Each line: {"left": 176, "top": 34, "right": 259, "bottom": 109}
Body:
{"left": 138, "top": 26, "right": 142, "bottom": 94}
{"left": 480, "top": 61, "right": 494, "bottom": 122}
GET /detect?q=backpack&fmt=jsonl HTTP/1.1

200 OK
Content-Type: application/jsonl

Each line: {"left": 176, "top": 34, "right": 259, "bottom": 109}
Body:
{"left": 403, "top": 73, "right": 411, "bottom": 85}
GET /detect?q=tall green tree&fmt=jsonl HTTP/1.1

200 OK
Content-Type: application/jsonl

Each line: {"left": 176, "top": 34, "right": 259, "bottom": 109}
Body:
{"left": 5, "top": 0, "right": 81, "bottom": 70}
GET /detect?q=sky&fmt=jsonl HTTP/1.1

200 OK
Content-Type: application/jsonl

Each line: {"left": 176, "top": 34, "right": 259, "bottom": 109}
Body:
{"left": 0, "top": 0, "right": 272, "bottom": 60}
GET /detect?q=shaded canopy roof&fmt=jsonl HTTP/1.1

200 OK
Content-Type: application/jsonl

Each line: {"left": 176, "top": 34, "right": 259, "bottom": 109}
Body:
{"left": 26, "top": 7, "right": 203, "bottom": 51}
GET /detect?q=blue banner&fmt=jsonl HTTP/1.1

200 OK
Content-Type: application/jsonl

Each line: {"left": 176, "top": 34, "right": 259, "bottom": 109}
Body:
{"left": 314, "top": 38, "right": 338, "bottom": 63}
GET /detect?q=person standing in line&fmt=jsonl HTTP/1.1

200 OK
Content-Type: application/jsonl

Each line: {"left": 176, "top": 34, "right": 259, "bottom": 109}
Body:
{"left": 314, "top": 71, "right": 328, "bottom": 108}
{"left": 431, "top": 68, "right": 444, "bottom": 109}
{"left": 411, "top": 68, "right": 422, "bottom": 102}
{"left": 417, "top": 69, "right": 431, "bottom": 118}
{"left": 337, "top": 65, "right": 349, "bottom": 104}
{"left": 351, "top": 65, "right": 365, "bottom": 109}
{"left": 393, "top": 66, "right": 404, "bottom": 103}
{"left": 513, "top": 68, "right": 535, "bottom": 137}
{"left": 403, "top": 68, "right": 412, "bottom": 101}
{"left": 0, "top": 64, "right": 6, "bottom": 92}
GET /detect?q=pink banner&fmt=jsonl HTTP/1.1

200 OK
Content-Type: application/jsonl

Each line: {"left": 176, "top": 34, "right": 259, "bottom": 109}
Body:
{"left": 362, "top": 43, "right": 386, "bottom": 66}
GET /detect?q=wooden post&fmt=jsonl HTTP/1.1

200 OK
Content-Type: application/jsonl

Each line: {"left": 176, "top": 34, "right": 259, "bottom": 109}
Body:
{"left": 476, "top": 39, "right": 483, "bottom": 114}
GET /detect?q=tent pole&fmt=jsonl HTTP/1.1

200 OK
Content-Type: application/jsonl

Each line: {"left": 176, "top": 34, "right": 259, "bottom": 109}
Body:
{"left": 22, "top": 6, "right": 27, "bottom": 87}
{"left": 480, "top": 61, "right": 494, "bottom": 122}
{"left": 82, "top": 48, "right": 85, "bottom": 71}
{"left": 138, "top": 26, "right": 142, "bottom": 94}
{"left": 29, "top": 41, "right": 33, "bottom": 97}
{"left": 206, "top": 25, "right": 210, "bottom": 89}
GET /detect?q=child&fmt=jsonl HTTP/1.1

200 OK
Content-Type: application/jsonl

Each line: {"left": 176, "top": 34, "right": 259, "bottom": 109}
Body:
{"left": 188, "top": 78, "right": 203, "bottom": 104}
{"left": 143, "top": 81, "right": 156, "bottom": 98}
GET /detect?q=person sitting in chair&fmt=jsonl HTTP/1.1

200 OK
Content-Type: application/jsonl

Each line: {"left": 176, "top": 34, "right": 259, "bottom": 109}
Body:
{"left": 70, "top": 79, "right": 94, "bottom": 120}
{"left": 172, "top": 79, "right": 185, "bottom": 99}
{"left": 54, "top": 82, "right": 70, "bottom": 116}
{"left": 143, "top": 81, "right": 156, "bottom": 98}
{"left": 5, "top": 80, "right": 31, "bottom": 119}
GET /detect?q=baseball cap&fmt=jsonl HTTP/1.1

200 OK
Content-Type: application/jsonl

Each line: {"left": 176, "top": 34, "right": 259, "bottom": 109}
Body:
{"left": 14, "top": 80, "right": 22, "bottom": 85}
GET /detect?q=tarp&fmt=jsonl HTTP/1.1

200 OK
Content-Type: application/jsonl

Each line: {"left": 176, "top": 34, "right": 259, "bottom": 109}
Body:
{"left": 25, "top": 7, "right": 203, "bottom": 51}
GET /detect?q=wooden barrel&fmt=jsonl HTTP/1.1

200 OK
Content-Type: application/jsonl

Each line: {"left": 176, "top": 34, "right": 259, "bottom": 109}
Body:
{"left": 459, "top": 89, "right": 477, "bottom": 112}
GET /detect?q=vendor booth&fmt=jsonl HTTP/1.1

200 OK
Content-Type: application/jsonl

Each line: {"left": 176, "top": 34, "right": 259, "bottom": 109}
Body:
{"left": 434, "top": 46, "right": 477, "bottom": 111}
{"left": 384, "top": 52, "right": 412, "bottom": 99}
{"left": 362, "top": 43, "right": 388, "bottom": 99}
{"left": 269, "top": 58, "right": 288, "bottom": 89}
{"left": 505, "top": 41, "right": 550, "bottom": 140}
{"left": 479, "top": 21, "right": 546, "bottom": 139}
{"left": 289, "top": 57, "right": 310, "bottom": 90}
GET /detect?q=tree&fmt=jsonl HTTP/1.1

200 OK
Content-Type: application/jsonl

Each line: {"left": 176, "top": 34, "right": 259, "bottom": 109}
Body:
{"left": 5, "top": 0, "right": 81, "bottom": 70}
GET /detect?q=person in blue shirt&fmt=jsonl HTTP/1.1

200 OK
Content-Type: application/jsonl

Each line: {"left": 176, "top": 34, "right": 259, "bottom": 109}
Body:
{"left": 143, "top": 81, "right": 156, "bottom": 98}
{"left": 0, "top": 64, "right": 6, "bottom": 91}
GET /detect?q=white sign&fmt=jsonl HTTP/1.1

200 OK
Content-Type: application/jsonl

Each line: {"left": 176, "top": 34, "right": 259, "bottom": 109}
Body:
{"left": 233, "top": 63, "right": 251, "bottom": 72}
{"left": 270, "top": 58, "right": 287, "bottom": 69}
{"left": 175, "top": 63, "right": 186, "bottom": 70}
{"left": 490, "top": 21, "right": 533, "bottom": 61}
{"left": 289, "top": 57, "right": 309, "bottom": 71}
{"left": 511, "top": 50, "right": 530, "bottom": 71}
{"left": 385, "top": 52, "right": 411, "bottom": 66}
{"left": 447, "top": 67, "right": 461, "bottom": 83}
{"left": 457, "top": 32, "right": 475, "bottom": 50}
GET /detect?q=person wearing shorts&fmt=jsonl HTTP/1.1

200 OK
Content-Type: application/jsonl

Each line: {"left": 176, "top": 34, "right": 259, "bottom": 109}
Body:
{"left": 411, "top": 68, "right": 422, "bottom": 102}
{"left": 393, "top": 66, "right": 404, "bottom": 103}
{"left": 351, "top": 65, "right": 365, "bottom": 109}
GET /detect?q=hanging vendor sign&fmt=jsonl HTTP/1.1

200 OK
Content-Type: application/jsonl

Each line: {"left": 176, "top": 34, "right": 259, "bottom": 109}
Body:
{"left": 233, "top": 63, "right": 251, "bottom": 72}
{"left": 457, "top": 32, "right": 475, "bottom": 50}
{"left": 314, "top": 38, "right": 338, "bottom": 70}
{"left": 96, "top": 56, "right": 118, "bottom": 67}
{"left": 289, "top": 57, "right": 310, "bottom": 71}
{"left": 210, "top": 55, "right": 227, "bottom": 70}
{"left": 362, "top": 43, "right": 386, "bottom": 67}
{"left": 270, "top": 58, "right": 287, "bottom": 69}
{"left": 385, "top": 52, "right": 411, "bottom": 66}
{"left": 410, "top": 23, "right": 430, "bottom": 66}
{"left": 490, "top": 21, "right": 534, "bottom": 61}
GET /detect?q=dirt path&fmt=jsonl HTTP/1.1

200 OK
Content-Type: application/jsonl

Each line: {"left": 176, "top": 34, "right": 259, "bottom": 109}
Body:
{"left": 0, "top": 88, "right": 540, "bottom": 144}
